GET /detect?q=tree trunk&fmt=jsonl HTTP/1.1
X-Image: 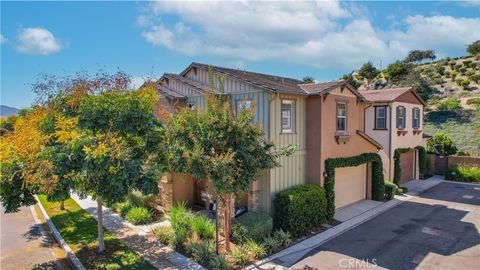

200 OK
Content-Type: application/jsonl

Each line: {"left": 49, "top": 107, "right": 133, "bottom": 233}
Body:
{"left": 60, "top": 200, "right": 65, "bottom": 210}
{"left": 97, "top": 196, "right": 105, "bottom": 253}
{"left": 224, "top": 195, "right": 231, "bottom": 251}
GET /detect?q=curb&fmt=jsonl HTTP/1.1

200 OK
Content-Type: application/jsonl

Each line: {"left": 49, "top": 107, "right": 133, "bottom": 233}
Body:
{"left": 34, "top": 195, "right": 86, "bottom": 270}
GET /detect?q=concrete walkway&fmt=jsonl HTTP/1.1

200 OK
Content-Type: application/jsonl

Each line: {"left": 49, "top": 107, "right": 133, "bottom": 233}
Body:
{"left": 246, "top": 175, "right": 444, "bottom": 270}
{"left": 71, "top": 194, "right": 204, "bottom": 270}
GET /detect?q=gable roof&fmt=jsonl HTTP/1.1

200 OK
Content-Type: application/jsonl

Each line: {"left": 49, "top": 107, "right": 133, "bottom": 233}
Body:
{"left": 360, "top": 87, "right": 425, "bottom": 105}
{"left": 299, "top": 80, "right": 366, "bottom": 101}
{"left": 155, "top": 83, "right": 186, "bottom": 99}
{"left": 180, "top": 62, "right": 307, "bottom": 95}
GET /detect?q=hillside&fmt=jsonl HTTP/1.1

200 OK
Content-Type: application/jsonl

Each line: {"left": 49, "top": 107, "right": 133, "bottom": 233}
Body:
{"left": 0, "top": 105, "right": 20, "bottom": 118}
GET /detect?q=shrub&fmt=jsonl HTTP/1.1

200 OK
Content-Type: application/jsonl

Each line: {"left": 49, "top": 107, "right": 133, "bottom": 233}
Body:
{"left": 168, "top": 202, "right": 193, "bottom": 232}
{"left": 231, "top": 212, "right": 273, "bottom": 243}
{"left": 461, "top": 79, "right": 470, "bottom": 90}
{"left": 192, "top": 215, "right": 215, "bottom": 240}
{"left": 125, "top": 206, "right": 152, "bottom": 225}
{"left": 457, "top": 151, "right": 471, "bottom": 156}
{"left": 105, "top": 263, "right": 121, "bottom": 270}
{"left": 244, "top": 240, "right": 267, "bottom": 259}
{"left": 454, "top": 64, "right": 462, "bottom": 71}
{"left": 467, "top": 98, "right": 480, "bottom": 105}
{"left": 451, "top": 70, "right": 459, "bottom": 80}
{"left": 272, "top": 229, "right": 291, "bottom": 247}
{"left": 463, "top": 60, "right": 472, "bottom": 67}
{"left": 188, "top": 240, "right": 214, "bottom": 266}
{"left": 154, "top": 226, "right": 175, "bottom": 244}
{"left": 427, "top": 132, "right": 458, "bottom": 156}
{"left": 438, "top": 97, "right": 461, "bottom": 110}
{"left": 230, "top": 245, "right": 250, "bottom": 266}
{"left": 209, "top": 254, "right": 229, "bottom": 270}
{"left": 445, "top": 166, "right": 480, "bottom": 182}
{"left": 273, "top": 184, "right": 327, "bottom": 237}
{"left": 115, "top": 201, "right": 133, "bottom": 217}
{"left": 172, "top": 226, "right": 189, "bottom": 252}
{"left": 384, "top": 182, "right": 398, "bottom": 200}
{"left": 262, "top": 235, "right": 282, "bottom": 254}
{"left": 469, "top": 62, "right": 478, "bottom": 69}
{"left": 127, "top": 190, "right": 157, "bottom": 210}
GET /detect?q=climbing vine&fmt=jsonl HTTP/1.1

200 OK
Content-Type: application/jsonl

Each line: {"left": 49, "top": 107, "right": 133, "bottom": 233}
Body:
{"left": 393, "top": 145, "right": 427, "bottom": 185}
{"left": 415, "top": 146, "right": 426, "bottom": 177}
{"left": 324, "top": 153, "right": 385, "bottom": 220}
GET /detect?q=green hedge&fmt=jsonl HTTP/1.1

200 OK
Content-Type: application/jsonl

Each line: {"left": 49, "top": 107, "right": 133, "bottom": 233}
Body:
{"left": 415, "top": 146, "right": 426, "bottom": 177}
{"left": 324, "top": 153, "right": 384, "bottom": 220}
{"left": 384, "top": 182, "right": 398, "bottom": 200}
{"left": 394, "top": 146, "right": 427, "bottom": 184}
{"left": 273, "top": 184, "right": 327, "bottom": 237}
{"left": 231, "top": 212, "right": 273, "bottom": 243}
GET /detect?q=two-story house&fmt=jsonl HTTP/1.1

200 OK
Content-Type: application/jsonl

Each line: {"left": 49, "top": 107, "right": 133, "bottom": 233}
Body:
{"left": 362, "top": 87, "right": 426, "bottom": 184}
{"left": 154, "top": 63, "right": 383, "bottom": 216}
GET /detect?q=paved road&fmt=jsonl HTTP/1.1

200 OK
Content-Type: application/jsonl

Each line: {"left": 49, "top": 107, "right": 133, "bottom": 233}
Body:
{"left": 1, "top": 205, "right": 64, "bottom": 269}
{"left": 292, "top": 182, "right": 480, "bottom": 270}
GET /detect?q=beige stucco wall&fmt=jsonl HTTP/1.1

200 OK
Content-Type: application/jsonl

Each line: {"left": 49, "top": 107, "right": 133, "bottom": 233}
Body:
{"left": 172, "top": 173, "right": 194, "bottom": 205}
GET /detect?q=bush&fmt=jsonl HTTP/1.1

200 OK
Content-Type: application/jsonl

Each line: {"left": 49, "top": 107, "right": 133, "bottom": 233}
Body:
{"left": 438, "top": 97, "right": 461, "bottom": 110}
{"left": 230, "top": 245, "right": 250, "bottom": 266}
{"left": 168, "top": 202, "right": 194, "bottom": 232}
{"left": 262, "top": 235, "right": 282, "bottom": 254}
{"left": 273, "top": 184, "right": 327, "bottom": 237}
{"left": 209, "top": 254, "right": 229, "bottom": 270}
{"left": 461, "top": 79, "right": 470, "bottom": 90}
{"left": 384, "top": 182, "right": 398, "bottom": 200}
{"left": 445, "top": 166, "right": 480, "bottom": 182}
{"left": 192, "top": 215, "right": 215, "bottom": 240}
{"left": 172, "top": 226, "right": 189, "bottom": 252}
{"left": 231, "top": 212, "right": 273, "bottom": 243}
{"left": 125, "top": 206, "right": 152, "bottom": 225}
{"left": 463, "top": 60, "right": 472, "bottom": 67}
{"left": 115, "top": 201, "right": 133, "bottom": 217}
{"left": 457, "top": 151, "right": 471, "bottom": 156}
{"left": 272, "top": 229, "right": 291, "bottom": 247}
{"left": 467, "top": 98, "right": 480, "bottom": 105}
{"left": 244, "top": 240, "right": 267, "bottom": 259}
{"left": 154, "top": 226, "right": 175, "bottom": 244}
{"left": 188, "top": 240, "right": 214, "bottom": 266}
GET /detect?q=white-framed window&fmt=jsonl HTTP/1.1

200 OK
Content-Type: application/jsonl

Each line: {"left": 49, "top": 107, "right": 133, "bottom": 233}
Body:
{"left": 375, "top": 106, "right": 387, "bottom": 130}
{"left": 396, "top": 106, "right": 406, "bottom": 129}
{"left": 236, "top": 99, "right": 253, "bottom": 115}
{"left": 336, "top": 102, "right": 347, "bottom": 133}
{"left": 281, "top": 99, "right": 295, "bottom": 133}
{"left": 412, "top": 107, "right": 420, "bottom": 129}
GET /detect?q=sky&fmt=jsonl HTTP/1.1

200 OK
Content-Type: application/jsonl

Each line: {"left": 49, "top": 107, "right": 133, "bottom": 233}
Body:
{"left": 1, "top": 1, "right": 480, "bottom": 108}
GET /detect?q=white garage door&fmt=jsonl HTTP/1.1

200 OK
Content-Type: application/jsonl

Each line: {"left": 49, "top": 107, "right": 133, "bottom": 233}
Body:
{"left": 335, "top": 164, "right": 367, "bottom": 209}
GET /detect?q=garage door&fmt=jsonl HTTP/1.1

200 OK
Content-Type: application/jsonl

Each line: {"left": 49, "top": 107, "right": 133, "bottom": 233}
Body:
{"left": 400, "top": 149, "right": 414, "bottom": 183}
{"left": 335, "top": 164, "right": 367, "bottom": 209}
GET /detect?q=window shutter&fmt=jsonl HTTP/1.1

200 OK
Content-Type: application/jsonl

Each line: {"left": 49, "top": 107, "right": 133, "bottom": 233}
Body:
{"left": 396, "top": 106, "right": 399, "bottom": 128}
{"left": 412, "top": 108, "right": 415, "bottom": 128}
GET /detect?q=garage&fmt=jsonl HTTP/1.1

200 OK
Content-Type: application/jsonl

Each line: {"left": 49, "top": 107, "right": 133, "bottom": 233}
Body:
{"left": 400, "top": 149, "right": 415, "bottom": 183}
{"left": 334, "top": 164, "right": 367, "bottom": 209}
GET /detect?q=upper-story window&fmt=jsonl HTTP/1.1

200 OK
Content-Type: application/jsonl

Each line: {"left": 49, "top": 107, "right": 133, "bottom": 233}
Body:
{"left": 412, "top": 107, "right": 420, "bottom": 129}
{"left": 375, "top": 106, "right": 387, "bottom": 130}
{"left": 281, "top": 99, "right": 295, "bottom": 133}
{"left": 336, "top": 102, "right": 347, "bottom": 133}
{"left": 236, "top": 99, "right": 253, "bottom": 115}
{"left": 396, "top": 106, "right": 406, "bottom": 129}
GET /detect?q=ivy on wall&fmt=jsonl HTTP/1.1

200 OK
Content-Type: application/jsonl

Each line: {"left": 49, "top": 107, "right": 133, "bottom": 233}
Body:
{"left": 324, "top": 153, "right": 385, "bottom": 220}
{"left": 393, "top": 145, "right": 427, "bottom": 185}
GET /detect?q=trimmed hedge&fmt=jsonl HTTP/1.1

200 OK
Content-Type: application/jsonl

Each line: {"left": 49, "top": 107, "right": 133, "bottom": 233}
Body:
{"left": 394, "top": 146, "right": 427, "bottom": 184}
{"left": 231, "top": 212, "right": 272, "bottom": 243}
{"left": 384, "top": 182, "right": 398, "bottom": 200}
{"left": 325, "top": 153, "right": 384, "bottom": 219}
{"left": 273, "top": 184, "right": 327, "bottom": 237}
{"left": 415, "top": 146, "right": 427, "bottom": 177}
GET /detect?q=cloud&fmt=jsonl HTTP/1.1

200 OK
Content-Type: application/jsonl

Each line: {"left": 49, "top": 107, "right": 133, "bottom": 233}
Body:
{"left": 139, "top": 1, "right": 480, "bottom": 69}
{"left": 15, "top": 27, "right": 66, "bottom": 55}
{"left": 0, "top": 34, "right": 6, "bottom": 44}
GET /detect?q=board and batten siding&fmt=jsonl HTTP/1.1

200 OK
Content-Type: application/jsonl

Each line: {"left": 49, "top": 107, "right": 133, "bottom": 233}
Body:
{"left": 185, "top": 67, "right": 259, "bottom": 94}
{"left": 265, "top": 93, "right": 307, "bottom": 213}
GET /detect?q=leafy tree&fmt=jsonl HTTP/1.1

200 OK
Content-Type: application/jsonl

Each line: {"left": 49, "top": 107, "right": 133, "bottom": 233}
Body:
{"left": 396, "top": 72, "right": 434, "bottom": 101}
{"left": 166, "top": 69, "right": 295, "bottom": 251}
{"left": 302, "top": 76, "right": 315, "bottom": 83}
{"left": 427, "top": 132, "right": 458, "bottom": 156}
{"left": 385, "top": 61, "right": 413, "bottom": 84}
{"left": 341, "top": 73, "right": 361, "bottom": 89}
{"left": 357, "top": 62, "right": 380, "bottom": 85}
{"left": 467, "top": 40, "right": 480, "bottom": 55}
{"left": 404, "top": 50, "right": 436, "bottom": 63}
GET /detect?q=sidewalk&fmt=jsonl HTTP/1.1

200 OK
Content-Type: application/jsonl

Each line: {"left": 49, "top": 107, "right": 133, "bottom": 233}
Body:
{"left": 246, "top": 175, "right": 444, "bottom": 270}
{"left": 71, "top": 194, "right": 204, "bottom": 270}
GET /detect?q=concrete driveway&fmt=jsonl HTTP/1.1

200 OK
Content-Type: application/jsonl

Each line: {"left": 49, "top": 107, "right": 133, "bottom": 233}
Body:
{"left": 1, "top": 205, "right": 67, "bottom": 269}
{"left": 292, "top": 182, "right": 480, "bottom": 270}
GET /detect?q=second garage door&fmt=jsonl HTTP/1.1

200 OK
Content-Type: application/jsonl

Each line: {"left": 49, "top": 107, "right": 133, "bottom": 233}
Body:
{"left": 335, "top": 164, "right": 367, "bottom": 209}
{"left": 400, "top": 149, "right": 415, "bottom": 183}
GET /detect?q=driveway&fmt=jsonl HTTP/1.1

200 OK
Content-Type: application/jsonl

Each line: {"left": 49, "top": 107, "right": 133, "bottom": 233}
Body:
{"left": 1, "top": 205, "right": 67, "bottom": 269}
{"left": 292, "top": 182, "right": 480, "bottom": 270}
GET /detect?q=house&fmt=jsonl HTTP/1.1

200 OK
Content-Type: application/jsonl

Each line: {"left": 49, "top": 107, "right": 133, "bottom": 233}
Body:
{"left": 153, "top": 62, "right": 384, "bottom": 215}
{"left": 362, "top": 87, "right": 426, "bottom": 184}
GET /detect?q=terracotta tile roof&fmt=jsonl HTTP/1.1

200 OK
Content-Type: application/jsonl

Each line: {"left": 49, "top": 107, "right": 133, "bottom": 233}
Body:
{"left": 360, "top": 87, "right": 412, "bottom": 103}
{"left": 299, "top": 80, "right": 346, "bottom": 95}
{"left": 187, "top": 62, "right": 307, "bottom": 95}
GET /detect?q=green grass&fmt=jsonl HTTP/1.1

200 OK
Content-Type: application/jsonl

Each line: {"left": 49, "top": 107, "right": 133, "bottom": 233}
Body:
{"left": 38, "top": 195, "right": 155, "bottom": 270}
{"left": 424, "top": 109, "right": 480, "bottom": 155}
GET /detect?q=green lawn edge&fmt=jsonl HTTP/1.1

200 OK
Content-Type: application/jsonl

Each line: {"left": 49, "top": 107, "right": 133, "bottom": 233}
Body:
{"left": 37, "top": 195, "right": 155, "bottom": 270}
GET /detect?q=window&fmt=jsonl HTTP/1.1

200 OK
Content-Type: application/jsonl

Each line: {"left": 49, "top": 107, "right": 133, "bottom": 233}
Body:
{"left": 236, "top": 99, "right": 252, "bottom": 115}
{"left": 336, "top": 102, "right": 347, "bottom": 133}
{"left": 412, "top": 107, "right": 420, "bottom": 129}
{"left": 281, "top": 100, "right": 295, "bottom": 133}
{"left": 396, "top": 106, "right": 406, "bottom": 129}
{"left": 375, "top": 106, "right": 387, "bottom": 130}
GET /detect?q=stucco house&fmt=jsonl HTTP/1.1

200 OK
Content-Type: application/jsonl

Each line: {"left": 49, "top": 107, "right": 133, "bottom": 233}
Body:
{"left": 154, "top": 63, "right": 385, "bottom": 216}
{"left": 362, "top": 87, "right": 426, "bottom": 184}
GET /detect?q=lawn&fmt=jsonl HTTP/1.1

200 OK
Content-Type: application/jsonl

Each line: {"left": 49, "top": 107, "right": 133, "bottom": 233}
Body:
{"left": 37, "top": 195, "right": 155, "bottom": 270}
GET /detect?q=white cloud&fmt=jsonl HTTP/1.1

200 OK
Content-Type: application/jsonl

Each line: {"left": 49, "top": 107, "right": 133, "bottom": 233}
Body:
{"left": 139, "top": 1, "right": 480, "bottom": 69}
{"left": 0, "top": 34, "right": 6, "bottom": 44}
{"left": 15, "top": 27, "right": 66, "bottom": 55}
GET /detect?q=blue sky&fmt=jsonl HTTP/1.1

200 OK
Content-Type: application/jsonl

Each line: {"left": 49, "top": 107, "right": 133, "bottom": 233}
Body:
{"left": 1, "top": 1, "right": 480, "bottom": 108}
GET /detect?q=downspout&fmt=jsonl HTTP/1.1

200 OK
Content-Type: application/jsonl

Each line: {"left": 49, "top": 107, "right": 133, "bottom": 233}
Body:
{"left": 388, "top": 103, "right": 393, "bottom": 181}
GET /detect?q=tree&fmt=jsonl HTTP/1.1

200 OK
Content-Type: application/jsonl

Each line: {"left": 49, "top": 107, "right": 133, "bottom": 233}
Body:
{"left": 467, "top": 40, "right": 480, "bottom": 55}
{"left": 71, "top": 88, "right": 165, "bottom": 253}
{"left": 385, "top": 61, "right": 414, "bottom": 84}
{"left": 302, "top": 76, "right": 315, "bottom": 83}
{"left": 427, "top": 132, "right": 458, "bottom": 156}
{"left": 404, "top": 50, "right": 436, "bottom": 63}
{"left": 341, "top": 73, "right": 361, "bottom": 89}
{"left": 357, "top": 62, "right": 380, "bottom": 85}
{"left": 166, "top": 69, "right": 295, "bottom": 251}
{"left": 396, "top": 72, "right": 435, "bottom": 101}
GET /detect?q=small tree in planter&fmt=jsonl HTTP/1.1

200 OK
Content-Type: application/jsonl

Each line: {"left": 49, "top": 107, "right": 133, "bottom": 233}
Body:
{"left": 166, "top": 69, "right": 295, "bottom": 251}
